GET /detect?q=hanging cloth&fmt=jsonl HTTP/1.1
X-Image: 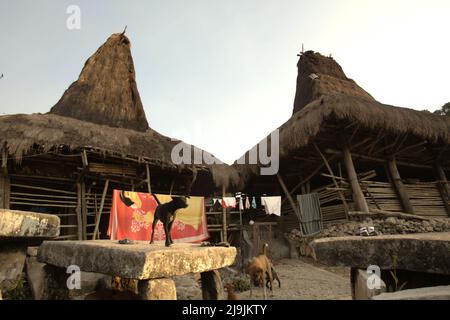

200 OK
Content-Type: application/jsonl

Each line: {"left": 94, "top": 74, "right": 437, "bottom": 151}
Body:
{"left": 222, "top": 197, "right": 237, "bottom": 208}
{"left": 238, "top": 197, "right": 244, "bottom": 211}
{"left": 245, "top": 197, "right": 251, "bottom": 210}
{"left": 261, "top": 196, "right": 282, "bottom": 216}
{"left": 251, "top": 197, "right": 257, "bottom": 209}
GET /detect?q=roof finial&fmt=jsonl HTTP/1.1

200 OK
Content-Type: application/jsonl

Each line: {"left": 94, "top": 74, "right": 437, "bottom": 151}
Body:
{"left": 298, "top": 43, "right": 304, "bottom": 56}
{"left": 121, "top": 25, "right": 127, "bottom": 35}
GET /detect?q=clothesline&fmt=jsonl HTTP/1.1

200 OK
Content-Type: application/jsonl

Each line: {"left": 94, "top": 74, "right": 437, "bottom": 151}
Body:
{"left": 209, "top": 194, "right": 281, "bottom": 216}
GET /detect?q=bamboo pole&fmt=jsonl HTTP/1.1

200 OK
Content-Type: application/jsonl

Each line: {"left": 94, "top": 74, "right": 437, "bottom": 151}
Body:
{"left": 222, "top": 185, "right": 227, "bottom": 243}
{"left": 343, "top": 147, "right": 369, "bottom": 213}
{"left": 92, "top": 179, "right": 109, "bottom": 240}
{"left": 276, "top": 173, "right": 300, "bottom": 217}
{"left": 386, "top": 158, "right": 415, "bottom": 214}
{"left": 146, "top": 164, "right": 152, "bottom": 194}
{"left": 76, "top": 182, "right": 83, "bottom": 240}
{"left": 314, "top": 143, "right": 349, "bottom": 216}
{"left": 81, "top": 180, "right": 87, "bottom": 240}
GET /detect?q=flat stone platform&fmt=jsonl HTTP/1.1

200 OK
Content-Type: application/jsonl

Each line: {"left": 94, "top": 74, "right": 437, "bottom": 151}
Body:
{"left": 38, "top": 240, "right": 236, "bottom": 279}
{"left": 0, "top": 209, "right": 60, "bottom": 238}
{"left": 311, "top": 232, "right": 450, "bottom": 275}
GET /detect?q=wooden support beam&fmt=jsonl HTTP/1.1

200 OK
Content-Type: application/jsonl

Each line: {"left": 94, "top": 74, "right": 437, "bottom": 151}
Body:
{"left": 435, "top": 163, "right": 450, "bottom": 217}
{"left": 0, "top": 174, "right": 10, "bottom": 209}
{"left": 386, "top": 158, "right": 415, "bottom": 214}
{"left": 81, "top": 179, "right": 87, "bottom": 240}
{"left": 314, "top": 143, "right": 349, "bottom": 216}
{"left": 324, "top": 148, "right": 440, "bottom": 170}
{"left": 276, "top": 173, "right": 300, "bottom": 218}
{"left": 92, "top": 179, "right": 109, "bottom": 240}
{"left": 146, "top": 164, "right": 152, "bottom": 194}
{"left": 222, "top": 185, "right": 227, "bottom": 243}
{"left": 76, "top": 182, "right": 83, "bottom": 240}
{"left": 343, "top": 147, "right": 369, "bottom": 213}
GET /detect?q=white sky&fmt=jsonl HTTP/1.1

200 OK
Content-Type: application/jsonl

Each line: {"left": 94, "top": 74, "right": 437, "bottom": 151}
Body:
{"left": 0, "top": 0, "right": 449, "bottom": 164}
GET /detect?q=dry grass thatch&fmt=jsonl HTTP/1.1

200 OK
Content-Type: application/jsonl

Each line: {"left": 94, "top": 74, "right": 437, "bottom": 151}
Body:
{"left": 235, "top": 93, "right": 450, "bottom": 177}
{"left": 293, "top": 51, "right": 374, "bottom": 114}
{"left": 0, "top": 113, "right": 241, "bottom": 189}
{"left": 49, "top": 33, "right": 149, "bottom": 132}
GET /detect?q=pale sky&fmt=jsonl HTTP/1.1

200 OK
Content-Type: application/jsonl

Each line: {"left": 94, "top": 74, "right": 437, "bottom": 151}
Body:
{"left": 1, "top": 0, "right": 449, "bottom": 164}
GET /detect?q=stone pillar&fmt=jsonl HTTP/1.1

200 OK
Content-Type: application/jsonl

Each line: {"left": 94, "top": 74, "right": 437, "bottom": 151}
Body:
{"left": 41, "top": 264, "right": 70, "bottom": 300}
{"left": 200, "top": 270, "right": 224, "bottom": 300}
{"left": 137, "top": 278, "right": 176, "bottom": 300}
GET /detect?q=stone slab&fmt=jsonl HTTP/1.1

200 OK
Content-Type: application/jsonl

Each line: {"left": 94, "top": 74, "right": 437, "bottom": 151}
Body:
{"left": 354, "top": 268, "right": 386, "bottom": 300}
{"left": 138, "top": 278, "right": 176, "bottom": 300}
{"left": 0, "top": 209, "right": 60, "bottom": 238}
{"left": 38, "top": 240, "right": 237, "bottom": 280}
{"left": 311, "top": 232, "right": 450, "bottom": 275}
{"left": 372, "top": 285, "right": 450, "bottom": 300}
{"left": 0, "top": 244, "right": 27, "bottom": 291}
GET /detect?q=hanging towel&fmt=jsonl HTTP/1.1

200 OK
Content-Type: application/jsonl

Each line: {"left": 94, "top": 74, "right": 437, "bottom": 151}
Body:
{"left": 251, "top": 197, "right": 257, "bottom": 209}
{"left": 222, "top": 197, "right": 237, "bottom": 208}
{"left": 238, "top": 197, "right": 244, "bottom": 211}
{"left": 261, "top": 196, "right": 282, "bottom": 216}
{"left": 245, "top": 197, "right": 251, "bottom": 210}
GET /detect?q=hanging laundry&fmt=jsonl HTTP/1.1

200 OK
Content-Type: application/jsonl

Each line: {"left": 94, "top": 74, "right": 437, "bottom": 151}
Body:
{"left": 238, "top": 197, "right": 244, "bottom": 211}
{"left": 108, "top": 190, "right": 209, "bottom": 242}
{"left": 251, "top": 197, "right": 257, "bottom": 209}
{"left": 245, "top": 197, "right": 251, "bottom": 210}
{"left": 222, "top": 197, "right": 237, "bottom": 208}
{"left": 261, "top": 196, "right": 282, "bottom": 216}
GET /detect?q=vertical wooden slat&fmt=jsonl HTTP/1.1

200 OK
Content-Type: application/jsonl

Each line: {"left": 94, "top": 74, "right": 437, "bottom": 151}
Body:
{"left": 222, "top": 185, "right": 227, "bottom": 243}
{"left": 343, "top": 147, "right": 369, "bottom": 213}
{"left": 76, "top": 182, "right": 83, "bottom": 240}
{"left": 146, "top": 164, "right": 152, "bottom": 194}
{"left": 387, "top": 158, "right": 415, "bottom": 214}
{"left": 93, "top": 179, "right": 109, "bottom": 240}
{"left": 81, "top": 180, "right": 87, "bottom": 240}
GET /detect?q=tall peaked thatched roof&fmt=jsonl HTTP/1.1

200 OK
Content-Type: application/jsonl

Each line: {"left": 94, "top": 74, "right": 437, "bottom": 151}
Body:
{"left": 0, "top": 32, "right": 242, "bottom": 191}
{"left": 236, "top": 51, "right": 450, "bottom": 181}
{"left": 49, "top": 33, "right": 149, "bottom": 132}
{"left": 292, "top": 51, "right": 374, "bottom": 114}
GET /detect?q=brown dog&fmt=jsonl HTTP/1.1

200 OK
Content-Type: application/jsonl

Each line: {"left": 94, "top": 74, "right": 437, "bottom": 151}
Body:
{"left": 224, "top": 283, "right": 238, "bottom": 300}
{"left": 246, "top": 243, "right": 273, "bottom": 299}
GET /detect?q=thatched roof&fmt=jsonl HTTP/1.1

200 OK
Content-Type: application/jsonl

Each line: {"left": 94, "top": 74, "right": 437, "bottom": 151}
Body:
{"left": 293, "top": 51, "right": 374, "bottom": 114}
{"left": 236, "top": 51, "right": 450, "bottom": 180}
{"left": 49, "top": 33, "right": 149, "bottom": 132}
{"left": 1, "top": 32, "right": 241, "bottom": 190}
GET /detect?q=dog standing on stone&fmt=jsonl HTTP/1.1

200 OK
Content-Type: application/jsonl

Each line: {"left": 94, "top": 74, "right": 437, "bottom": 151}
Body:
{"left": 246, "top": 243, "right": 274, "bottom": 299}
{"left": 150, "top": 195, "right": 189, "bottom": 247}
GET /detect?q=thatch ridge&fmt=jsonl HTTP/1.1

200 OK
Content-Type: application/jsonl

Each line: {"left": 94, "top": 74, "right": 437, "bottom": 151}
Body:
{"left": 293, "top": 51, "right": 374, "bottom": 114}
{"left": 49, "top": 33, "right": 149, "bottom": 132}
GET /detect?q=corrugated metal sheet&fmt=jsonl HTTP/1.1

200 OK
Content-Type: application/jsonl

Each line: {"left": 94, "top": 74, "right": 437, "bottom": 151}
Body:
{"left": 297, "top": 193, "right": 323, "bottom": 236}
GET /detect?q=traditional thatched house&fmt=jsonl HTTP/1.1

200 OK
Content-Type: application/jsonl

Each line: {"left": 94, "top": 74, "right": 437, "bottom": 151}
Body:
{"left": 0, "top": 33, "right": 239, "bottom": 241}
{"left": 236, "top": 51, "right": 450, "bottom": 236}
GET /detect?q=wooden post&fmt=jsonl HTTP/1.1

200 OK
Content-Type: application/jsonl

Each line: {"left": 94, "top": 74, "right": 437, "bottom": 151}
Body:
{"left": 435, "top": 163, "right": 450, "bottom": 216}
{"left": 343, "top": 147, "right": 369, "bottom": 213}
{"left": 92, "top": 179, "right": 109, "bottom": 240}
{"left": 146, "top": 164, "right": 152, "bottom": 194}
{"left": 81, "top": 180, "right": 87, "bottom": 240}
{"left": 0, "top": 174, "right": 10, "bottom": 209}
{"left": 76, "top": 182, "right": 83, "bottom": 240}
{"left": 386, "top": 158, "right": 414, "bottom": 214}
{"left": 314, "top": 143, "right": 349, "bottom": 215}
{"left": 277, "top": 173, "right": 300, "bottom": 218}
{"left": 222, "top": 186, "right": 227, "bottom": 243}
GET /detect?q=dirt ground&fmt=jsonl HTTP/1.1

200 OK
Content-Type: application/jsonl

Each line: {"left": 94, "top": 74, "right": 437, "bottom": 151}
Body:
{"left": 174, "top": 257, "right": 352, "bottom": 300}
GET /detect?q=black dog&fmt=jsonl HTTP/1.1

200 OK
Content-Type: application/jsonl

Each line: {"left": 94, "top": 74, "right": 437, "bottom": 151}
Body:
{"left": 266, "top": 265, "right": 281, "bottom": 289}
{"left": 150, "top": 195, "right": 189, "bottom": 247}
